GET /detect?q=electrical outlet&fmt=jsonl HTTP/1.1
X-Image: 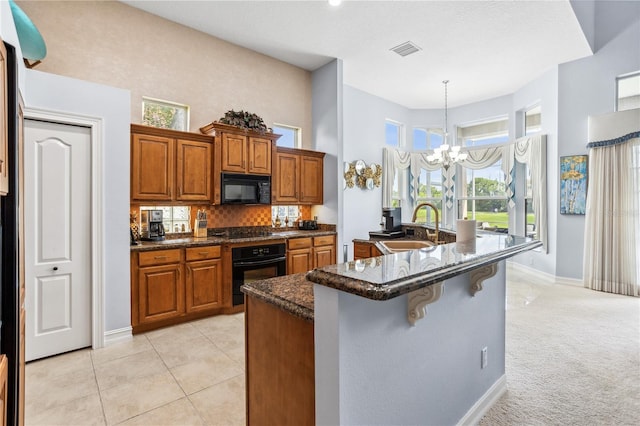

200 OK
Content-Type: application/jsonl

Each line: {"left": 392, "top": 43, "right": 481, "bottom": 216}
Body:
{"left": 481, "top": 347, "right": 488, "bottom": 368}
{"left": 406, "top": 228, "right": 415, "bottom": 236}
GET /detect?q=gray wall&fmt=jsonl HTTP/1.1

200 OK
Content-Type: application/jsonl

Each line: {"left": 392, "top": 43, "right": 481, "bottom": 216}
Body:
{"left": 314, "top": 260, "right": 507, "bottom": 424}
{"left": 555, "top": 5, "right": 640, "bottom": 279}
{"left": 25, "top": 70, "right": 132, "bottom": 334}
{"left": 312, "top": 60, "right": 344, "bottom": 259}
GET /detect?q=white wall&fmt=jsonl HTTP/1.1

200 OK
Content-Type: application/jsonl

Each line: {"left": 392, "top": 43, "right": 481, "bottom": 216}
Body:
{"left": 312, "top": 60, "right": 344, "bottom": 260}
{"left": 555, "top": 5, "right": 640, "bottom": 280}
{"left": 341, "top": 86, "right": 411, "bottom": 257}
{"left": 24, "top": 70, "right": 131, "bottom": 334}
{"left": 512, "top": 67, "right": 559, "bottom": 276}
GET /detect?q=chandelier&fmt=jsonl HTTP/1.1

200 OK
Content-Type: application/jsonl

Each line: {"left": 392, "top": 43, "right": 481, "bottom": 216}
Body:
{"left": 427, "top": 80, "right": 468, "bottom": 167}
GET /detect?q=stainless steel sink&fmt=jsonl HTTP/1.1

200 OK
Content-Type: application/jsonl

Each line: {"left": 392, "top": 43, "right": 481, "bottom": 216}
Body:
{"left": 377, "top": 240, "right": 435, "bottom": 253}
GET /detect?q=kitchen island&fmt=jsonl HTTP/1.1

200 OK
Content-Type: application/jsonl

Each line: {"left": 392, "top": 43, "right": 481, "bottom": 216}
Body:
{"left": 242, "top": 234, "right": 541, "bottom": 425}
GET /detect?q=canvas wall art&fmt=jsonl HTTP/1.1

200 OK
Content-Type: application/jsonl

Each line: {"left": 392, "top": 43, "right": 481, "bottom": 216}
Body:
{"left": 560, "top": 155, "right": 588, "bottom": 214}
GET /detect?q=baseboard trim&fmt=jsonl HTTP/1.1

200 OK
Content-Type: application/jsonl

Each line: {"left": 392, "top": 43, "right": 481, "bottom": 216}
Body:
{"left": 507, "top": 261, "right": 583, "bottom": 287}
{"left": 457, "top": 374, "right": 507, "bottom": 426}
{"left": 103, "top": 326, "right": 133, "bottom": 346}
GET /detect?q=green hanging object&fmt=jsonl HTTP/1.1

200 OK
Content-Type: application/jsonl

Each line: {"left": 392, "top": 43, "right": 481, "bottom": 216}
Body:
{"left": 9, "top": 0, "right": 47, "bottom": 62}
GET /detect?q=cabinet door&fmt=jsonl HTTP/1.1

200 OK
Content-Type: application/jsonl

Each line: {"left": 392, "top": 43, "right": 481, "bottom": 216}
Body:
{"left": 176, "top": 139, "right": 211, "bottom": 201}
{"left": 287, "top": 248, "right": 312, "bottom": 275}
{"left": 186, "top": 259, "right": 223, "bottom": 313}
{"left": 273, "top": 152, "right": 299, "bottom": 204}
{"left": 138, "top": 263, "right": 184, "bottom": 324}
{"left": 354, "top": 242, "right": 372, "bottom": 260}
{"left": 300, "top": 155, "right": 323, "bottom": 204}
{"left": 248, "top": 137, "right": 272, "bottom": 174}
{"left": 131, "top": 133, "right": 174, "bottom": 201}
{"left": 221, "top": 133, "right": 247, "bottom": 173}
{"left": 313, "top": 245, "right": 335, "bottom": 268}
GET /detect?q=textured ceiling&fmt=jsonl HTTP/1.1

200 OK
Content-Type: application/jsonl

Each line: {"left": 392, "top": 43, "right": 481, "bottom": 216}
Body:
{"left": 122, "top": 0, "right": 593, "bottom": 108}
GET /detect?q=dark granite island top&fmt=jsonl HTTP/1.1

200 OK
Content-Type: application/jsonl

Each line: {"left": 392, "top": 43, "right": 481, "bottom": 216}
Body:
{"left": 241, "top": 233, "right": 542, "bottom": 425}
{"left": 307, "top": 234, "right": 542, "bottom": 301}
{"left": 241, "top": 234, "right": 541, "bottom": 321}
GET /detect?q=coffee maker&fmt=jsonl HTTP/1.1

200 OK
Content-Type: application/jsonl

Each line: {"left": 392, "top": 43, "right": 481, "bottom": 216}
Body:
{"left": 369, "top": 207, "right": 404, "bottom": 238}
{"left": 140, "top": 209, "right": 166, "bottom": 241}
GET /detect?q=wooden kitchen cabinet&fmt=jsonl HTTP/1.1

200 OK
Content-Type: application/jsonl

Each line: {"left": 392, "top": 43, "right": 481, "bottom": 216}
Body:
{"left": 221, "top": 132, "right": 273, "bottom": 174}
{"left": 313, "top": 235, "right": 336, "bottom": 268}
{"left": 185, "top": 246, "right": 223, "bottom": 313}
{"left": 287, "top": 235, "right": 336, "bottom": 274}
{"left": 131, "top": 244, "right": 228, "bottom": 333}
{"left": 353, "top": 241, "right": 382, "bottom": 260}
{"left": 272, "top": 147, "right": 325, "bottom": 205}
{"left": 287, "top": 237, "right": 312, "bottom": 275}
{"left": 136, "top": 249, "right": 185, "bottom": 325}
{"left": 131, "top": 124, "right": 213, "bottom": 203}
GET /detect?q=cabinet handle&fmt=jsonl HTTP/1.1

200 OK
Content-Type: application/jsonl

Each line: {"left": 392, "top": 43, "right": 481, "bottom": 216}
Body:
{"left": 154, "top": 255, "right": 167, "bottom": 260}
{"left": 199, "top": 251, "right": 209, "bottom": 256}
{"left": 177, "top": 269, "right": 181, "bottom": 278}
{"left": 179, "top": 186, "right": 182, "bottom": 196}
{"left": 186, "top": 267, "right": 190, "bottom": 277}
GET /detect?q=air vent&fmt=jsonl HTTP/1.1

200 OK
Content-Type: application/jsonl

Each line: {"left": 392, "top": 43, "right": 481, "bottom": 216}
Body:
{"left": 390, "top": 41, "right": 422, "bottom": 57}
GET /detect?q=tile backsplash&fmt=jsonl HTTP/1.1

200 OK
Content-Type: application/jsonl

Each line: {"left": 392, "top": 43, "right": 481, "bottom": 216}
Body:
{"left": 132, "top": 204, "right": 314, "bottom": 230}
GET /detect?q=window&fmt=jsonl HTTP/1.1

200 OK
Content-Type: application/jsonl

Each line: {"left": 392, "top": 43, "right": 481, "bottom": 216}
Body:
{"left": 413, "top": 128, "right": 444, "bottom": 150}
{"left": 525, "top": 105, "right": 541, "bottom": 136}
{"left": 142, "top": 97, "right": 189, "bottom": 131}
{"left": 457, "top": 159, "right": 508, "bottom": 232}
{"left": 271, "top": 205, "right": 300, "bottom": 227}
{"left": 385, "top": 121, "right": 402, "bottom": 147}
{"left": 140, "top": 205, "right": 191, "bottom": 233}
{"left": 458, "top": 117, "right": 509, "bottom": 147}
{"left": 616, "top": 71, "right": 640, "bottom": 111}
{"left": 524, "top": 164, "right": 536, "bottom": 238}
{"left": 415, "top": 168, "right": 443, "bottom": 226}
{"left": 273, "top": 124, "right": 301, "bottom": 148}
{"left": 386, "top": 120, "right": 404, "bottom": 207}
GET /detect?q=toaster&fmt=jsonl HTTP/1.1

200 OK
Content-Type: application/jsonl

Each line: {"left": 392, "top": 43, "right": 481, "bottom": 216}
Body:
{"left": 298, "top": 220, "right": 318, "bottom": 230}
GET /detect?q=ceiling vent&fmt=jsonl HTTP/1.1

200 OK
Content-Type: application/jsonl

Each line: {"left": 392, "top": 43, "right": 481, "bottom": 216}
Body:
{"left": 390, "top": 41, "right": 422, "bottom": 57}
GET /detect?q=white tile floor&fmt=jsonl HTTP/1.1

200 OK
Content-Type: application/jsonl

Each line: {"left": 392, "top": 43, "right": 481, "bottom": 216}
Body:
{"left": 25, "top": 263, "right": 557, "bottom": 426}
{"left": 26, "top": 313, "right": 246, "bottom": 426}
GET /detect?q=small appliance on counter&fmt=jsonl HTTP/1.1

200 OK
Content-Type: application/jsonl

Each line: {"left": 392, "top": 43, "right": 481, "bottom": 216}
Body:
{"left": 193, "top": 209, "right": 208, "bottom": 238}
{"left": 298, "top": 220, "right": 318, "bottom": 230}
{"left": 369, "top": 207, "right": 405, "bottom": 238}
{"left": 140, "top": 209, "right": 166, "bottom": 241}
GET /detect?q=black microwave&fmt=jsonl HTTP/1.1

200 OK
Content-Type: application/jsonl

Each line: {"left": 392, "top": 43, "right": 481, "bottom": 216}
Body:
{"left": 221, "top": 173, "right": 271, "bottom": 205}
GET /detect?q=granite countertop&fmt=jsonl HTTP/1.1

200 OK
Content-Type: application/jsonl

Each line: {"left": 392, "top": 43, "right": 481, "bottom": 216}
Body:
{"left": 308, "top": 234, "right": 542, "bottom": 301}
{"left": 241, "top": 273, "right": 314, "bottom": 322}
{"left": 131, "top": 229, "right": 337, "bottom": 252}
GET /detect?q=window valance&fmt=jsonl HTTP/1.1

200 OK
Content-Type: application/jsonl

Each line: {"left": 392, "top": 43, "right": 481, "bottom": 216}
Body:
{"left": 382, "top": 134, "right": 547, "bottom": 251}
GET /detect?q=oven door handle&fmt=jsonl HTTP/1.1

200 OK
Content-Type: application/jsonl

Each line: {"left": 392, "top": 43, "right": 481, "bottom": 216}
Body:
{"left": 233, "top": 256, "right": 286, "bottom": 267}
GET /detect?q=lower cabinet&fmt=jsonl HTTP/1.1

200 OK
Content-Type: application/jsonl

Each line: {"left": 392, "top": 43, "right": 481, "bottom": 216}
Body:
{"left": 131, "top": 245, "right": 225, "bottom": 333}
{"left": 287, "top": 235, "right": 337, "bottom": 274}
{"left": 353, "top": 241, "right": 382, "bottom": 260}
{"left": 185, "top": 246, "right": 223, "bottom": 313}
{"left": 287, "top": 238, "right": 313, "bottom": 275}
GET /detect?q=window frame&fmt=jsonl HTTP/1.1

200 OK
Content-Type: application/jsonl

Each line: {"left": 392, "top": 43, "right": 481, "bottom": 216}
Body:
{"left": 273, "top": 123, "right": 302, "bottom": 148}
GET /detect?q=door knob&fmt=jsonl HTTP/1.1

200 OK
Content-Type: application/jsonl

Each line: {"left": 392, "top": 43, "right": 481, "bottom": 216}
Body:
{"left": 53, "top": 267, "right": 58, "bottom": 271}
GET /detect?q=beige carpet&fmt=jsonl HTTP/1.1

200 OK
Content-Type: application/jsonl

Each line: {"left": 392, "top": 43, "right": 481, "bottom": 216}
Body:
{"left": 480, "top": 265, "right": 640, "bottom": 426}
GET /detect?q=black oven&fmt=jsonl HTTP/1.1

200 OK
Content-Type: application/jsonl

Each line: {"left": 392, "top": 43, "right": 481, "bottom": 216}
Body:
{"left": 232, "top": 243, "right": 286, "bottom": 306}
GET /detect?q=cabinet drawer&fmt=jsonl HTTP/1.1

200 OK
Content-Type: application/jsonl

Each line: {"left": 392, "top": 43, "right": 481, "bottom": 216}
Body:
{"left": 353, "top": 243, "right": 372, "bottom": 259}
{"left": 313, "top": 235, "right": 335, "bottom": 247}
{"left": 288, "top": 237, "right": 312, "bottom": 250}
{"left": 138, "top": 249, "right": 181, "bottom": 266}
{"left": 186, "top": 245, "right": 221, "bottom": 261}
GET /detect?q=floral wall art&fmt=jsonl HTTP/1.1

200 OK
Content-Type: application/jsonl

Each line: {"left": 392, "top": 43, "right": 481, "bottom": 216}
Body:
{"left": 560, "top": 155, "right": 588, "bottom": 215}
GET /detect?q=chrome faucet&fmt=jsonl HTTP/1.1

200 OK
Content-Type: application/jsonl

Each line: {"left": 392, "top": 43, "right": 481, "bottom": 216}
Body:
{"left": 411, "top": 202, "right": 439, "bottom": 243}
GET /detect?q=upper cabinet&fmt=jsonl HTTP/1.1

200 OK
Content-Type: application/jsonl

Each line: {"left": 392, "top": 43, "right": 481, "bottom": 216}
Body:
{"left": 200, "top": 122, "right": 280, "bottom": 204}
{"left": 0, "top": 39, "right": 8, "bottom": 196}
{"left": 131, "top": 124, "right": 213, "bottom": 203}
{"left": 272, "top": 147, "right": 324, "bottom": 205}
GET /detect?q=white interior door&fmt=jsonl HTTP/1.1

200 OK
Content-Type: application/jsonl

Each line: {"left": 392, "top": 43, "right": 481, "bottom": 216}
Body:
{"left": 25, "top": 119, "right": 92, "bottom": 361}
